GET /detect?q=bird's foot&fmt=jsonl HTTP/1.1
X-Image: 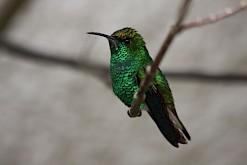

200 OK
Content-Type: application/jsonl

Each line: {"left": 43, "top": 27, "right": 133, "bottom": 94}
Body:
{"left": 127, "top": 108, "right": 142, "bottom": 118}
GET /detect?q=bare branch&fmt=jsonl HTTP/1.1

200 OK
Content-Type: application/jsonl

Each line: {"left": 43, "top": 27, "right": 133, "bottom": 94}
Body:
{"left": 0, "top": 0, "right": 27, "bottom": 32}
{"left": 181, "top": 1, "right": 247, "bottom": 31}
{"left": 0, "top": 38, "right": 111, "bottom": 87}
{"left": 0, "top": 0, "right": 246, "bottom": 119}
{"left": 128, "top": 0, "right": 192, "bottom": 117}
{"left": 1, "top": 38, "right": 247, "bottom": 87}
{"left": 128, "top": 0, "right": 247, "bottom": 117}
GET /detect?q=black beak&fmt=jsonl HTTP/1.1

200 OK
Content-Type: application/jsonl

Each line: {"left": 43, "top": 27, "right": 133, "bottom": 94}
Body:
{"left": 87, "top": 32, "right": 118, "bottom": 48}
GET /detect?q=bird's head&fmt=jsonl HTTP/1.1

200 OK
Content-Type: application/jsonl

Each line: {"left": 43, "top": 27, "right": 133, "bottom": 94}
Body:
{"left": 88, "top": 27, "right": 146, "bottom": 55}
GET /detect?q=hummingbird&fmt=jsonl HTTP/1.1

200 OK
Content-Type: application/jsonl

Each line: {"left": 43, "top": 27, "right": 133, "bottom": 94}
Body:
{"left": 87, "top": 27, "right": 191, "bottom": 147}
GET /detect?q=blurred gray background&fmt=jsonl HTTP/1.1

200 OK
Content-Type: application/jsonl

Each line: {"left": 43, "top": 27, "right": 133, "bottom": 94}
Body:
{"left": 0, "top": 0, "right": 247, "bottom": 165}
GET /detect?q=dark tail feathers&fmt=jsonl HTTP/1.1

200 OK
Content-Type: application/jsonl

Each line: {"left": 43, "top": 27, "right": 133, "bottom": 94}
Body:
{"left": 145, "top": 90, "right": 191, "bottom": 147}
{"left": 147, "top": 107, "right": 190, "bottom": 147}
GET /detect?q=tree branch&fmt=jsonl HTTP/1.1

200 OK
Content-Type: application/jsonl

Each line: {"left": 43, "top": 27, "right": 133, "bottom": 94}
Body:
{"left": 0, "top": 0, "right": 246, "bottom": 119}
{"left": 181, "top": 1, "right": 247, "bottom": 31}
{"left": 128, "top": 0, "right": 247, "bottom": 117}
{"left": 128, "top": 0, "right": 192, "bottom": 117}
{"left": 1, "top": 37, "right": 247, "bottom": 87}
{"left": 0, "top": 38, "right": 111, "bottom": 87}
{"left": 0, "top": 0, "right": 27, "bottom": 32}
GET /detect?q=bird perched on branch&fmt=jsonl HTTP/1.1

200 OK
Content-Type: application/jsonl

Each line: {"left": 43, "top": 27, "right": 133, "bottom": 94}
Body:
{"left": 88, "top": 27, "right": 191, "bottom": 147}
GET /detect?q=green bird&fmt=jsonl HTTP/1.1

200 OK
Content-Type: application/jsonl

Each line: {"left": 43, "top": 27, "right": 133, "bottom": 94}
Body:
{"left": 88, "top": 27, "right": 191, "bottom": 147}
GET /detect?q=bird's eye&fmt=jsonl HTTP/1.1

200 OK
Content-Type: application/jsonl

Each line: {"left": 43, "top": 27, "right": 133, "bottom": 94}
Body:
{"left": 123, "top": 39, "right": 131, "bottom": 45}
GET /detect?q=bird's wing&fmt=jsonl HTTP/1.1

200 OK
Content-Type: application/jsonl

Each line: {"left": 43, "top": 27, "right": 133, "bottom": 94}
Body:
{"left": 136, "top": 67, "right": 191, "bottom": 147}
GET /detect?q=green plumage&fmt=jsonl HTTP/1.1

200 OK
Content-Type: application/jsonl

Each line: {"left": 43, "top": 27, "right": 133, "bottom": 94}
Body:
{"left": 88, "top": 27, "right": 191, "bottom": 147}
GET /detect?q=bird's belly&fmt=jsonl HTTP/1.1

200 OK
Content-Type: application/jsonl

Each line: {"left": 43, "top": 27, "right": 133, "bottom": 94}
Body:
{"left": 110, "top": 68, "right": 138, "bottom": 107}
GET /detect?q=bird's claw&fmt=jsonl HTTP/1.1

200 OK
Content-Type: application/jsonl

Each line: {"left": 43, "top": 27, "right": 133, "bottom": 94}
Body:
{"left": 127, "top": 109, "right": 142, "bottom": 118}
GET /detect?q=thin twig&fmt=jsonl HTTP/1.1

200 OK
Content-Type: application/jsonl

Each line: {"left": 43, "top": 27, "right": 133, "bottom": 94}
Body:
{"left": 128, "top": 0, "right": 192, "bottom": 117}
{"left": 1, "top": 37, "right": 247, "bottom": 88}
{"left": 128, "top": 0, "right": 247, "bottom": 117}
{"left": 181, "top": 0, "right": 247, "bottom": 31}
{"left": 0, "top": 0, "right": 27, "bottom": 32}
{"left": 0, "top": 38, "right": 112, "bottom": 86}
